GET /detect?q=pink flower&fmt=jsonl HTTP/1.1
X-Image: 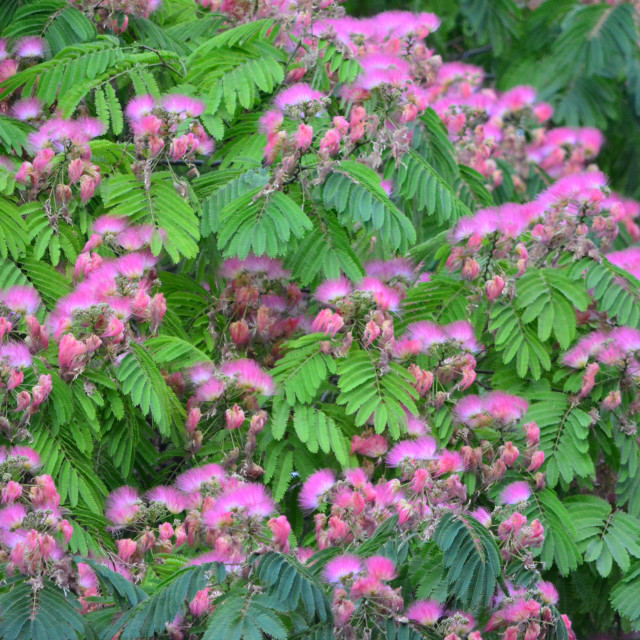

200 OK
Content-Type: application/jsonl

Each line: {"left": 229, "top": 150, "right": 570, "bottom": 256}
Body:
{"left": 537, "top": 580, "right": 559, "bottom": 605}
{"left": 1, "top": 285, "right": 41, "bottom": 315}
{"left": 11, "top": 98, "right": 41, "bottom": 121}
{"left": 311, "top": 309, "right": 344, "bottom": 336}
{"left": 485, "top": 275, "right": 505, "bottom": 300}
{"left": 175, "top": 464, "right": 224, "bottom": 493}
{"left": 315, "top": 277, "right": 352, "bottom": 304}
{"left": 221, "top": 359, "right": 275, "bottom": 396}
{"left": 16, "top": 37, "right": 45, "bottom": 58}
{"left": 203, "top": 483, "right": 275, "bottom": 525}
{"left": 299, "top": 469, "right": 335, "bottom": 510}
{"left": 499, "top": 481, "right": 532, "bottom": 505}
{"left": 0, "top": 342, "right": 32, "bottom": 368}
{"left": 407, "top": 600, "right": 444, "bottom": 626}
{"left": 162, "top": 94, "right": 205, "bottom": 117}
{"left": 147, "top": 486, "right": 187, "bottom": 513}
{"left": 0, "top": 503, "right": 27, "bottom": 529}
{"left": 365, "top": 555, "right": 396, "bottom": 581}
{"left": 351, "top": 434, "right": 388, "bottom": 457}
{"left": 274, "top": 83, "right": 325, "bottom": 110}
{"left": 323, "top": 554, "right": 363, "bottom": 583}
{"left": 1, "top": 481, "right": 21, "bottom": 504}
{"left": 386, "top": 437, "right": 437, "bottom": 467}
{"left": 319, "top": 128, "right": 342, "bottom": 157}
{"left": 10, "top": 445, "right": 40, "bottom": 469}
{"left": 105, "top": 486, "right": 140, "bottom": 526}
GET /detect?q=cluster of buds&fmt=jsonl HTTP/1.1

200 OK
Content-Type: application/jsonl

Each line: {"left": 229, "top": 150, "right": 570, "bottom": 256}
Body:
{"left": 48, "top": 247, "right": 166, "bottom": 379}
{"left": 0, "top": 448, "right": 76, "bottom": 587}
{"left": 496, "top": 511, "right": 545, "bottom": 562}
{"left": 178, "top": 357, "right": 274, "bottom": 455}
{"left": 0, "top": 285, "right": 52, "bottom": 419}
{"left": 562, "top": 326, "right": 640, "bottom": 416}
{"left": 70, "top": 0, "right": 161, "bottom": 33}
{"left": 218, "top": 255, "right": 304, "bottom": 359}
{"left": 125, "top": 94, "right": 214, "bottom": 167}
{"left": 15, "top": 117, "right": 105, "bottom": 217}
{"left": 447, "top": 171, "right": 628, "bottom": 286}
{"left": 103, "top": 464, "right": 291, "bottom": 582}
{"left": 485, "top": 581, "right": 576, "bottom": 640}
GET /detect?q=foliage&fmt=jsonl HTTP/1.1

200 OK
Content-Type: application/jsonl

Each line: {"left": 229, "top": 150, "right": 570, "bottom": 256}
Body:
{"left": 0, "top": 0, "right": 639, "bottom": 639}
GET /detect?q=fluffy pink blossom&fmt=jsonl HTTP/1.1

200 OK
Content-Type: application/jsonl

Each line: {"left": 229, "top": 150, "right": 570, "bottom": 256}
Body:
{"left": 221, "top": 359, "right": 275, "bottom": 396}
{"left": 299, "top": 469, "right": 335, "bottom": 510}
{"left": 407, "top": 600, "right": 444, "bottom": 626}
{"left": 499, "top": 481, "right": 532, "bottom": 505}
{"left": 315, "top": 277, "right": 352, "bottom": 304}
{"left": 105, "top": 486, "right": 140, "bottom": 526}
{"left": 386, "top": 436, "right": 437, "bottom": 467}
{"left": 323, "top": 554, "right": 363, "bottom": 583}
{"left": 146, "top": 486, "right": 186, "bottom": 513}
{"left": 365, "top": 555, "right": 396, "bottom": 581}
{"left": 274, "top": 83, "right": 325, "bottom": 110}
{"left": 175, "top": 463, "right": 225, "bottom": 493}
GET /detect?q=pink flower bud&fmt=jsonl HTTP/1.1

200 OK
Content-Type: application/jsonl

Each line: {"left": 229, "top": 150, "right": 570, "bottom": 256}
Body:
{"left": 319, "top": 128, "right": 341, "bottom": 157}
{"left": 268, "top": 515, "right": 291, "bottom": 553}
{"left": 55, "top": 183, "right": 73, "bottom": 205}
{"left": 33, "top": 148, "right": 54, "bottom": 173}
{"left": 159, "top": 522, "right": 174, "bottom": 541}
{"left": 189, "top": 588, "right": 210, "bottom": 617}
{"left": 602, "top": 390, "right": 621, "bottom": 411}
{"left": 14, "top": 390, "right": 31, "bottom": 411}
{"left": 230, "top": 320, "right": 250, "bottom": 345}
{"left": 523, "top": 421, "right": 540, "bottom": 446}
{"left": 527, "top": 450, "right": 545, "bottom": 472}
{"left": 8, "top": 370, "right": 24, "bottom": 391}
{"left": 500, "top": 442, "right": 519, "bottom": 467}
{"left": 461, "top": 258, "right": 480, "bottom": 281}
{"left": 58, "top": 519, "right": 73, "bottom": 543}
{"left": 295, "top": 124, "right": 313, "bottom": 151}
{"left": 185, "top": 407, "right": 201, "bottom": 433}
{"left": 79, "top": 175, "right": 96, "bottom": 203}
{"left": 225, "top": 404, "right": 245, "bottom": 430}
{"left": 485, "top": 275, "right": 505, "bottom": 300}
{"left": 68, "top": 158, "right": 84, "bottom": 184}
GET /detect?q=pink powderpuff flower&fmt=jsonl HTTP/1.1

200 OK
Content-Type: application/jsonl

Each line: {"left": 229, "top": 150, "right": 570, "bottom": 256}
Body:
{"left": 356, "top": 277, "right": 401, "bottom": 311}
{"left": 15, "top": 36, "right": 45, "bottom": 58}
{"left": 365, "top": 555, "right": 396, "bottom": 581}
{"left": 299, "top": 469, "right": 336, "bottom": 510}
{"left": 453, "top": 395, "right": 485, "bottom": 427}
{"left": 10, "top": 445, "right": 40, "bottom": 469}
{"left": 444, "top": 321, "right": 481, "bottom": 352}
{"left": 204, "top": 483, "right": 275, "bottom": 523}
{"left": 1, "top": 285, "right": 41, "bottom": 315}
{"left": 386, "top": 436, "right": 437, "bottom": 467}
{"left": 125, "top": 95, "right": 156, "bottom": 121}
{"left": 162, "top": 94, "right": 205, "bottom": 118}
{"left": 499, "top": 481, "right": 532, "bottom": 505}
{"left": 105, "top": 486, "right": 140, "bottom": 526}
{"left": 258, "top": 110, "right": 284, "bottom": 135}
{"left": 0, "top": 341, "right": 32, "bottom": 368}
{"left": 268, "top": 515, "right": 291, "bottom": 553}
{"left": 407, "top": 321, "right": 447, "bottom": 350}
{"left": 195, "top": 378, "right": 226, "bottom": 403}
{"left": 406, "top": 600, "right": 444, "bottom": 626}
{"left": 323, "top": 554, "right": 363, "bottom": 583}
{"left": 147, "top": 486, "right": 187, "bottom": 513}
{"left": 436, "top": 450, "right": 465, "bottom": 476}
{"left": 221, "top": 359, "right": 276, "bottom": 396}
{"left": 471, "top": 507, "right": 492, "bottom": 527}
{"left": 483, "top": 391, "right": 528, "bottom": 425}
{"left": 274, "top": 83, "right": 325, "bottom": 110}
{"left": 0, "top": 503, "right": 27, "bottom": 529}
{"left": 537, "top": 580, "right": 559, "bottom": 605}
{"left": 351, "top": 434, "right": 388, "bottom": 457}
{"left": 1, "top": 481, "right": 21, "bottom": 504}
{"left": 175, "top": 464, "right": 225, "bottom": 494}
{"left": 11, "top": 98, "right": 42, "bottom": 121}
{"left": 314, "top": 277, "right": 352, "bottom": 304}
{"left": 365, "top": 258, "right": 415, "bottom": 282}
{"left": 187, "top": 362, "right": 215, "bottom": 385}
